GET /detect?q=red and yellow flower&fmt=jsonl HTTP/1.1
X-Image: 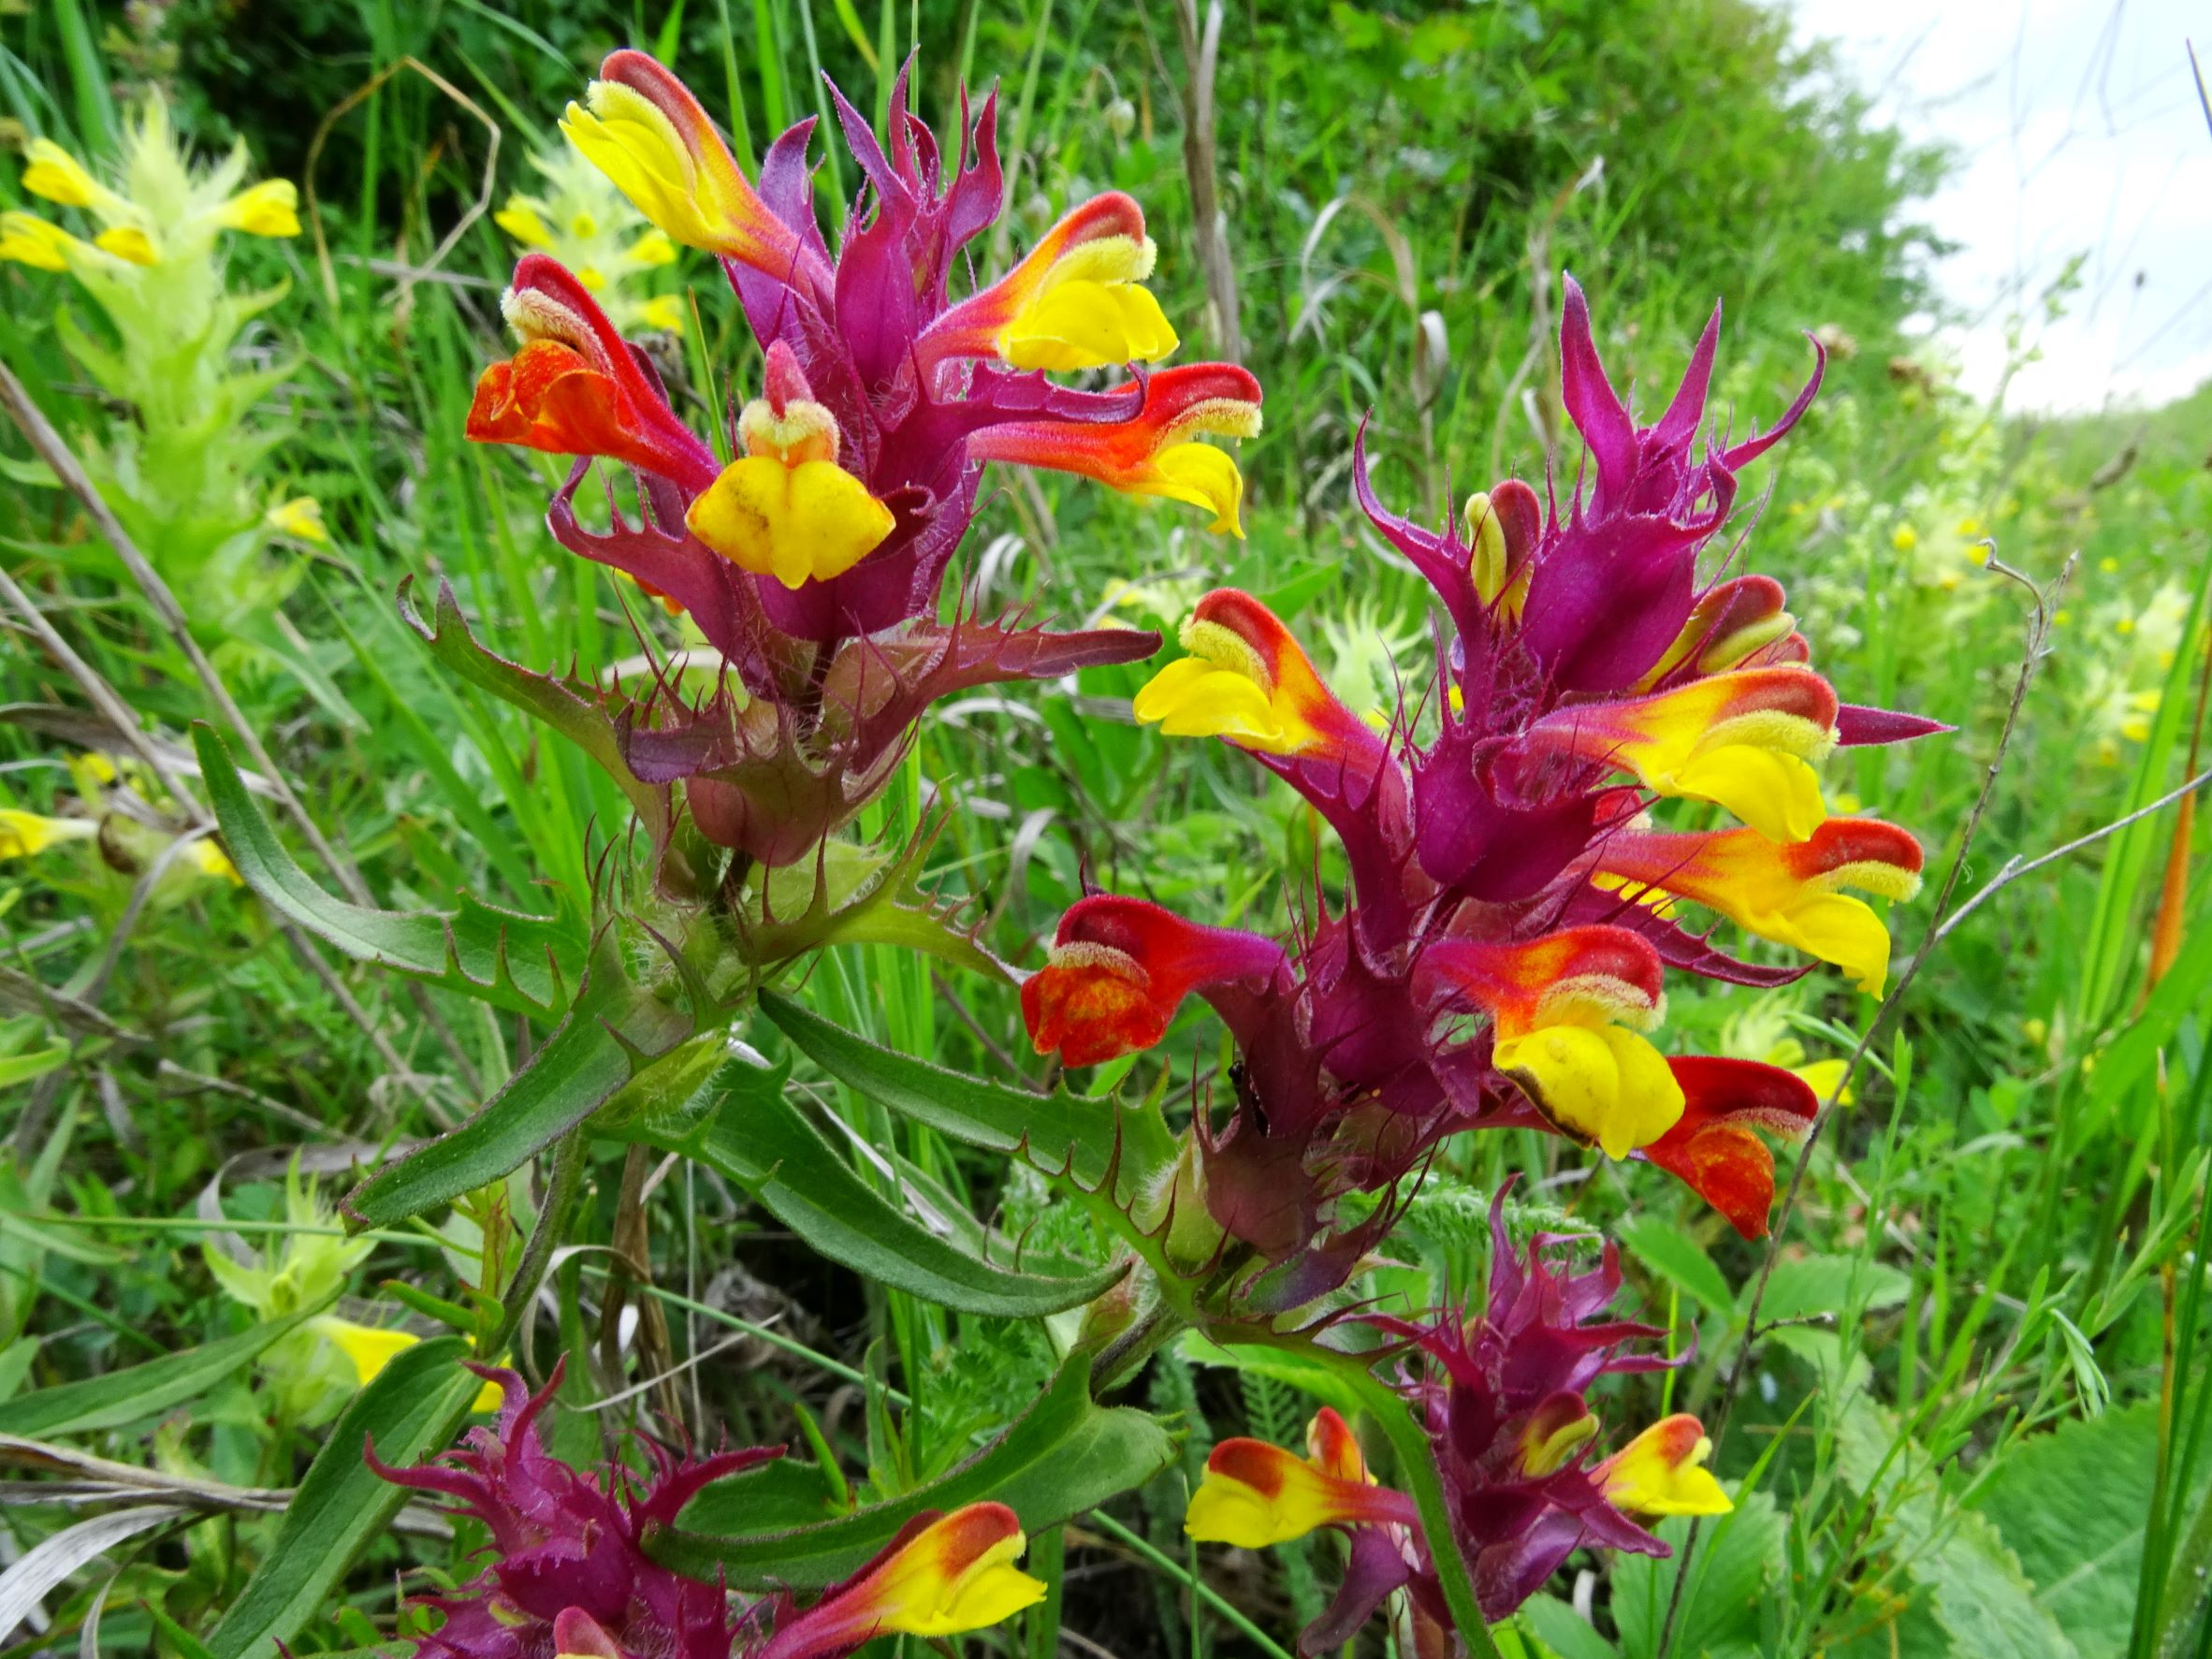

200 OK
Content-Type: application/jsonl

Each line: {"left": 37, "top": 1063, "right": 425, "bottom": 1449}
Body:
{"left": 1597, "top": 1414, "right": 1733, "bottom": 1517}
{"left": 1515, "top": 664, "right": 1840, "bottom": 844}
{"left": 1021, "top": 894, "right": 1287, "bottom": 1069}
{"left": 924, "top": 191, "right": 1178, "bottom": 372}
{"left": 1421, "top": 929, "right": 1682, "bottom": 1158}
{"left": 1640, "top": 1055, "right": 1821, "bottom": 1239}
{"left": 560, "top": 50, "right": 816, "bottom": 285}
{"left": 466, "top": 254, "right": 720, "bottom": 494}
{"left": 1185, "top": 1407, "right": 1416, "bottom": 1548}
{"left": 1596, "top": 816, "right": 1926, "bottom": 996}
{"left": 1131, "top": 589, "right": 1371, "bottom": 760}
{"left": 762, "top": 1505, "right": 1046, "bottom": 1658}
{"left": 969, "top": 364, "right": 1261, "bottom": 536}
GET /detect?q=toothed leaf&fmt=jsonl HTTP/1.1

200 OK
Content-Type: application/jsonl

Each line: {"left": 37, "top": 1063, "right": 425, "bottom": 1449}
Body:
{"left": 659, "top": 1353, "right": 1178, "bottom": 1588}
{"left": 342, "top": 935, "right": 711, "bottom": 1229}
{"left": 759, "top": 991, "right": 1176, "bottom": 1202}
{"left": 193, "top": 724, "right": 586, "bottom": 1019}
{"left": 633, "top": 1060, "right": 1129, "bottom": 1317}
{"left": 399, "top": 576, "right": 673, "bottom": 851}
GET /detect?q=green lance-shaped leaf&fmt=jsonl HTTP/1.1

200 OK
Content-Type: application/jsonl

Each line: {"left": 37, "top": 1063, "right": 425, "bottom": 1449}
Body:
{"left": 398, "top": 575, "right": 671, "bottom": 851}
{"left": 633, "top": 1062, "right": 1129, "bottom": 1318}
{"left": 759, "top": 992, "right": 1177, "bottom": 1205}
{"left": 0, "top": 1300, "right": 332, "bottom": 1438}
{"left": 193, "top": 723, "right": 587, "bottom": 1020}
{"left": 205, "top": 1336, "right": 483, "bottom": 1659}
{"left": 658, "top": 1352, "right": 1179, "bottom": 1589}
{"left": 342, "top": 936, "right": 706, "bottom": 1229}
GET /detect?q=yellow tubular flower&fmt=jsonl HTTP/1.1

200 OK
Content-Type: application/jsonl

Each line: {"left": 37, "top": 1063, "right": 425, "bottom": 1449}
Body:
{"left": 494, "top": 201, "right": 556, "bottom": 247}
{"left": 313, "top": 1317, "right": 502, "bottom": 1411}
{"left": 1186, "top": 1408, "right": 1414, "bottom": 1548}
{"left": 766, "top": 1505, "right": 1045, "bottom": 1657}
{"left": 1599, "top": 1415, "right": 1733, "bottom": 1517}
{"left": 95, "top": 226, "right": 159, "bottom": 266}
{"left": 560, "top": 51, "right": 801, "bottom": 279}
{"left": 21, "top": 138, "right": 119, "bottom": 211}
{"left": 0, "top": 809, "right": 98, "bottom": 860}
{"left": 1518, "top": 665, "right": 1841, "bottom": 844}
{"left": 1131, "top": 589, "right": 1373, "bottom": 764}
{"left": 214, "top": 179, "right": 301, "bottom": 238}
{"left": 0, "top": 211, "right": 86, "bottom": 271}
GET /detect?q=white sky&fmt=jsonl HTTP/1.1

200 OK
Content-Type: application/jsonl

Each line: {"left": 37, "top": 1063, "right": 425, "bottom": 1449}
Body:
{"left": 1789, "top": 0, "right": 2212, "bottom": 414}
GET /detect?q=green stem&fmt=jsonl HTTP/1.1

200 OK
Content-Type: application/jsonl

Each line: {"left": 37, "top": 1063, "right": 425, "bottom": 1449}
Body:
{"left": 1244, "top": 1329, "right": 1506, "bottom": 1658}
{"left": 1085, "top": 1510, "right": 1296, "bottom": 1659}
{"left": 494, "top": 1128, "right": 591, "bottom": 1363}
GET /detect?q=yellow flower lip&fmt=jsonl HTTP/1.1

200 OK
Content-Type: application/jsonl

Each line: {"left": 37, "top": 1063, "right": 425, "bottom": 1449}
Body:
{"left": 1185, "top": 1409, "right": 1415, "bottom": 1549}
{"left": 1600, "top": 1414, "right": 1733, "bottom": 1518}
{"left": 685, "top": 342, "right": 894, "bottom": 588}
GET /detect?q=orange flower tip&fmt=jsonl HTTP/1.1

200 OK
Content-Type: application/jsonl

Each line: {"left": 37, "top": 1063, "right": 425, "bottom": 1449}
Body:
{"left": 1602, "top": 1415, "right": 1732, "bottom": 1518}
{"left": 1019, "top": 939, "right": 1162, "bottom": 1067}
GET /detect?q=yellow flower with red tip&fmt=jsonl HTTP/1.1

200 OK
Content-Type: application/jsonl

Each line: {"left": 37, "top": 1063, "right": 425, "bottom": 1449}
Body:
{"left": 969, "top": 364, "right": 1260, "bottom": 535}
{"left": 1424, "top": 929, "right": 1684, "bottom": 1157}
{"left": 1133, "top": 589, "right": 1351, "bottom": 756}
{"left": 1186, "top": 1407, "right": 1415, "bottom": 1549}
{"left": 684, "top": 342, "right": 895, "bottom": 588}
{"left": 927, "top": 192, "right": 1179, "bottom": 372}
{"left": 1597, "top": 817, "right": 1926, "bottom": 996}
{"left": 764, "top": 1505, "right": 1046, "bottom": 1657}
{"left": 561, "top": 50, "right": 807, "bottom": 281}
{"left": 1518, "top": 665, "right": 1840, "bottom": 844}
{"left": 1598, "top": 1414, "right": 1733, "bottom": 1517}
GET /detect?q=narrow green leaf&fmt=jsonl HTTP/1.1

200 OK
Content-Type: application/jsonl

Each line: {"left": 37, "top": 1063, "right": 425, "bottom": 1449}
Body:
{"left": 205, "top": 1336, "right": 481, "bottom": 1659}
{"left": 637, "top": 1065, "right": 1129, "bottom": 1317}
{"left": 0, "top": 1301, "right": 330, "bottom": 1437}
{"left": 759, "top": 992, "right": 1176, "bottom": 1202}
{"left": 342, "top": 944, "right": 699, "bottom": 1229}
{"left": 192, "top": 724, "right": 586, "bottom": 1021}
{"left": 659, "top": 1353, "right": 1178, "bottom": 1589}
